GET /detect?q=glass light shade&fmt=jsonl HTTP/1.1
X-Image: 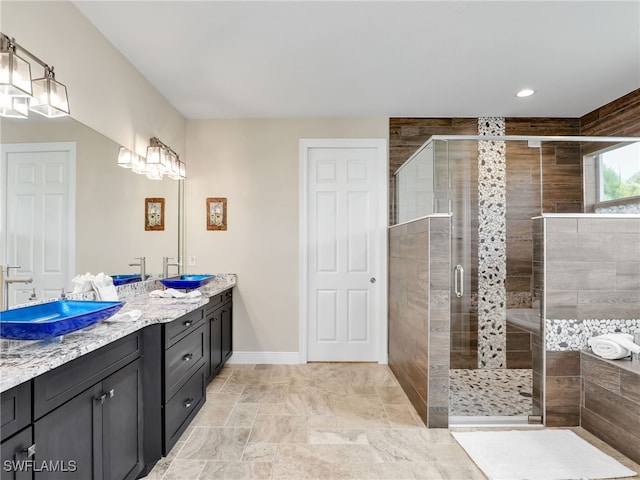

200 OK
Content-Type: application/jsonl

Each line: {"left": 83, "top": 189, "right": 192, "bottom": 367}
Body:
{"left": 0, "top": 49, "right": 32, "bottom": 97}
{"left": 160, "top": 151, "right": 174, "bottom": 174}
{"left": 0, "top": 95, "right": 29, "bottom": 118}
{"left": 146, "top": 145, "right": 161, "bottom": 165}
{"left": 131, "top": 154, "right": 147, "bottom": 174}
{"left": 179, "top": 160, "right": 186, "bottom": 179}
{"left": 145, "top": 163, "right": 163, "bottom": 180}
{"left": 29, "top": 72, "right": 70, "bottom": 118}
{"left": 117, "top": 147, "right": 133, "bottom": 168}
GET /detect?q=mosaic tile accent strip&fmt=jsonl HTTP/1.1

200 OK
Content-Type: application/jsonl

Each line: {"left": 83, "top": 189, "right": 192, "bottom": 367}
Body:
{"left": 595, "top": 202, "right": 640, "bottom": 214}
{"left": 477, "top": 117, "right": 507, "bottom": 368}
{"left": 546, "top": 318, "right": 640, "bottom": 351}
{"left": 449, "top": 368, "right": 532, "bottom": 417}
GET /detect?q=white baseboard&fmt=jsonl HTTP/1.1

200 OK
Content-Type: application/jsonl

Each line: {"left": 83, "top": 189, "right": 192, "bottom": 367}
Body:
{"left": 226, "top": 351, "right": 301, "bottom": 365}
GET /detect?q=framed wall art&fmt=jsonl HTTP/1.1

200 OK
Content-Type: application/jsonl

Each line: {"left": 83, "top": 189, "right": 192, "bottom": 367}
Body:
{"left": 145, "top": 197, "right": 165, "bottom": 231}
{"left": 206, "top": 197, "right": 227, "bottom": 231}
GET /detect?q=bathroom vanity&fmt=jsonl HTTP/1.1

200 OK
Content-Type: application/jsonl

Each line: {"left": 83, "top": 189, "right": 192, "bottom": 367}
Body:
{"left": 0, "top": 275, "right": 236, "bottom": 479}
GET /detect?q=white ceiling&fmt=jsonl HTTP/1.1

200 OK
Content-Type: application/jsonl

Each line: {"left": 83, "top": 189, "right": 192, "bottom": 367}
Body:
{"left": 73, "top": 1, "right": 640, "bottom": 119}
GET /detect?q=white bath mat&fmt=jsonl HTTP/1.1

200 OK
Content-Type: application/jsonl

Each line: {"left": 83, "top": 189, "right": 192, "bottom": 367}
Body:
{"left": 452, "top": 429, "right": 637, "bottom": 480}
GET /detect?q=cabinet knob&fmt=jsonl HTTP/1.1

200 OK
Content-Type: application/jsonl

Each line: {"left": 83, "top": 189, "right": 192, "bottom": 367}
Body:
{"left": 183, "top": 320, "right": 192, "bottom": 327}
{"left": 183, "top": 398, "right": 194, "bottom": 408}
{"left": 183, "top": 353, "right": 194, "bottom": 362}
{"left": 108, "top": 388, "right": 115, "bottom": 398}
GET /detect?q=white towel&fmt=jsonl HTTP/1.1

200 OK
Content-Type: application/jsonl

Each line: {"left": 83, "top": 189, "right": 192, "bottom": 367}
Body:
{"left": 149, "top": 288, "right": 202, "bottom": 299}
{"left": 105, "top": 309, "right": 142, "bottom": 323}
{"left": 588, "top": 333, "right": 640, "bottom": 359}
{"left": 92, "top": 273, "right": 119, "bottom": 301}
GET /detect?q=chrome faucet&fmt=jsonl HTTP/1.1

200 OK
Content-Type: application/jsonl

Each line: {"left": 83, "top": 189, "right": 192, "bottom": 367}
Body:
{"left": 2, "top": 265, "right": 33, "bottom": 310}
{"left": 129, "top": 257, "right": 146, "bottom": 282}
{"left": 163, "top": 257, "right": 181, "bottom": 279}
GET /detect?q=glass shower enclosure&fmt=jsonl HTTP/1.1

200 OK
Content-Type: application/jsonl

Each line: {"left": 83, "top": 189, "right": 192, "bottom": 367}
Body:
{"left": 394, "top": 134, "right": 640, "bottom": 426}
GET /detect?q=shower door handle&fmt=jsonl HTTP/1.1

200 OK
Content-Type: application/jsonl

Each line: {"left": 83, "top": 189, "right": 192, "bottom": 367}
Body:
{"left": 454, "top": 265, "right": 464, "bottom": 298}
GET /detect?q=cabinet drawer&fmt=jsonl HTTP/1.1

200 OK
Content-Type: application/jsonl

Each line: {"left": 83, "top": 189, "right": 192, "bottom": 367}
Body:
{"left": 205, "top": 289, "right": 232, "bottom": 315}
{"left": 165, "top": 325, "right": 205, "bottom": 399}
{"left": 164, "top": 365, "right": 205, "bottom": 454}
{"left": 1, "top": 382, "right": 31, "bottom": 442}
{"left": 164, "top": 308, "right": 204, "bottom": 349}
{"left": 34, "top": 331, "right": 141, "bottom": 419}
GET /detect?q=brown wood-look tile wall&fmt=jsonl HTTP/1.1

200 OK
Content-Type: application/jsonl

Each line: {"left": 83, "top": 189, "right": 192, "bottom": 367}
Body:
{"left": 388, "top": 216, "right": 450, "bottom": 427}
{"left": 580, "top": 88, "right": 640, "bottom": 139}
{"left": 545, "top": 351, "right": 581, "bottom": 427}
{"left": 581, "top": 352, "right": 640, "bottom": 465}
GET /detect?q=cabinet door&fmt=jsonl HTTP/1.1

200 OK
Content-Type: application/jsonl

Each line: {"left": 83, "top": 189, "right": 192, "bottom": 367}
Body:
{"left": 209, "top": 308, "right": 223, "bottom": 378}
{"left": 102, "top": 360, "right": 143, "bottom": 480}
{"left": 1, "top": 427, "right": 33, "bottom": 480}
{"left": 221, "top": 304, "right": 233, "bottom": 364}
{"left": 34, "top": 384, "right": 102, "bottom": 479}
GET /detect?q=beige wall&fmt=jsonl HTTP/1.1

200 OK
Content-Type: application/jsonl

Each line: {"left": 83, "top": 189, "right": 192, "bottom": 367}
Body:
{"left": 1, "top": 1, "right": 186, "bottom": 156}
{"left": 186, "top": 118, "right": 388, "bottom": 354}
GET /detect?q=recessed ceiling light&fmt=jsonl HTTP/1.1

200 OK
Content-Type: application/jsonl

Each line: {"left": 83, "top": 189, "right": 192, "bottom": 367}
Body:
{"left": 516, "top": 88, "right": 536, "bottom": 98}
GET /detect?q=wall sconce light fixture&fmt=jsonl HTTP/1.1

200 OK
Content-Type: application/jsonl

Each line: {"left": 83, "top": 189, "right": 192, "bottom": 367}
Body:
{"left": 0, "top": 32, "right": 70, "bottom": 119}
{"left": 117, "top": 137, "right": 186, "bottom": 181}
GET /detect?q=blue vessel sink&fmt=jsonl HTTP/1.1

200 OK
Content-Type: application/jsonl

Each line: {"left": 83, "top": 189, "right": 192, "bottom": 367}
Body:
{"left": 0, "top": 300, "right": 124, "bottom": 340}
{"left": 111, "top": 274, "right": 149, "bottom": 286}
{"left": 160, "top": 274, "right": 214, "bottom": 289}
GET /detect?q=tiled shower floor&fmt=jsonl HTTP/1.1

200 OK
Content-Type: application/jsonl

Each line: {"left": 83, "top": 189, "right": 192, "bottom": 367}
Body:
{"left": 449, "top": 369, "right": 533, "bottom": 417}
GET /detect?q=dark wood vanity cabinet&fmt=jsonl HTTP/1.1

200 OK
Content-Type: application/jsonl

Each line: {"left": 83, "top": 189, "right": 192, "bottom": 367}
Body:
{"left": 206, "top": 289, "right": 233, "bottom": 381}
{"left": 0, "top": 331, "right": 144, "bottom": 480}
{"left": 1, "top": 382, "right": 33, "bottom": 480}
{"left": 0, "top": 286, "right": 234, "bottom": 479}
{"left": 161, "top": 307, "right": 206, "bottom": 455}
{"left": 34, "top": 358, "right": 142, "bottom": 480}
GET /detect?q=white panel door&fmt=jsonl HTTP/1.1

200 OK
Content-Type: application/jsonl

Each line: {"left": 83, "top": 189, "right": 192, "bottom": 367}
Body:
{"left": 2, "top": 143, "right": 75, "bottom": 306}
{"left": 303, "top": 140, "right": 386, "bottom": 362}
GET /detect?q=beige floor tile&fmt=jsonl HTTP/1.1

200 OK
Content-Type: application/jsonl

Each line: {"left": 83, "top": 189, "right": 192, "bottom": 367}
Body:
{"left": 242, "top": 443, "right": 278, "bottom": 462}
{"left": 248, "top": 415, "right": 309, "bottom": 444}
{"left": 152, "top": 363, "right": 640, "bottom": 480}
{"left": 385, "top": 404, "right": 424, "bottom": 428}
{"left": 283, "top": 391, "right": 332, "bottom": 416}
{"left": 221, "top": 383, "right": 247, "bottom": 394}
{"left": 226, "top": 403, "right": 260, "bottom": 427}
{"left": 192, "top": 398, "right": 237, "bottom": 427}
{"left": 239, "top": 384, "right": 288, "bottom": 403}
{"left": 206, "top": 375, "right": 229, "bottom": 393}
{"left": 258, "top": 402, "right": 286, "bottom": 415}
{"left": 376, "top": 385, "right": 411, "bottom": 404}
{"left": 162, "top": 458, "right": 207, "bottom": 479}
{"left": 199, "top": 461, "right": 273, "bottom": 480}
{"left": 271, "top": 460, "right": 379, "bottom": 480}
{"left": 308, "top": 429, "right": 369, "bottom": 445}
{"left": 275, "top": 443, "right": 381, "bottom": 464}
{"left": 308, "top": 415, "right": 338, "bottom": 428}
{"left": 329, "top": 394, "right": 391, "bottom": 429}
{"left": 178, "top": 427, "right": 251, "bottom": 461}
{"left": 375, "top": 461, "right": 417, "bottom": 480}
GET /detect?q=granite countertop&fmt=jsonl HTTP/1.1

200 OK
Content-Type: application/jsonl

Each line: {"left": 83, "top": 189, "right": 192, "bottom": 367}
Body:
{"left": 582, "top": 349, "right": 640, "bottom": 375}
{"left": 0, "top": 274, "right": 236, "bottom": 393}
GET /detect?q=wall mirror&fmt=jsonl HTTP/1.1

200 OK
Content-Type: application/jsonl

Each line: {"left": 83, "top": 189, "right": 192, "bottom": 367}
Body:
{"left": 1, "top": 116, "right": 180, "bottom": 306}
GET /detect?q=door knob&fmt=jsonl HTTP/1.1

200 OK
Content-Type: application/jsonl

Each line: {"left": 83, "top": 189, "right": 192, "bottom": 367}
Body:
{"left": 370, "top": 277, "right": 376, "bottom": 284}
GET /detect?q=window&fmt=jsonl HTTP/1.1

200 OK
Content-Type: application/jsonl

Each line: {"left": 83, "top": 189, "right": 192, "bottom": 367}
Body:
{"left": 597, "top": 142, "right": 640, "bottom": 203}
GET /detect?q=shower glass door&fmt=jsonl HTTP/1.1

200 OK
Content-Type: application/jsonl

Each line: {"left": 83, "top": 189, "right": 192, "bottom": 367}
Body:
{"left": 436, "top": 138, "right": 538, "bottom": 425}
